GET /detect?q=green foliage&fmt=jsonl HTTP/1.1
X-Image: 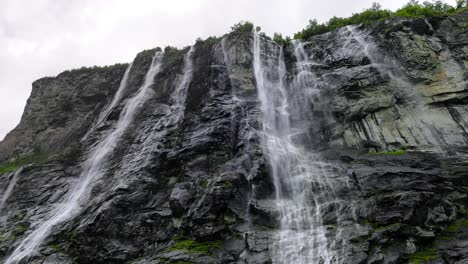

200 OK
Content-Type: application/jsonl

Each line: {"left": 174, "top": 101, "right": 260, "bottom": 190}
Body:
{"left": 272, "top": 33, "right": 291, "bottom": 46}
{"left": 368, "top": 149, "right": 407, "bottom": 155}
{"left": 294, "top": 0, "right": 467, "bottom": 40}
{"left": 0, "top": 230, "right": 15, "bottom": 243}
{"left": 169, "top": 239, "right": 221, "bottom": 255}
{"left": 409, "top": 247, "right": 438, "bottom": 264}
{"left": 164, "top": 46, "right": 180, "bottom": 56}
{"left": 48, "top": 244, "right": 62, "bottom": 251}
{"left": 0, "top": 153, "right": 48, "bottom": 175}
{"left": 231, "top": 21, "right": 254, "bottom": 33}
{"left": 294, "top": 3, "right": 392, "bottom": 39}
{"left": 395, "top": 0, "right": 456, "bottom": 18}
{"left": 456, "top": 0, "right": 468, "bottom": 10}
{"left": 446, "top": 219, "right": 468, "bottom": 233}
{"left": 60, "top": 63, "right": 128, "bottom": 76}
{"left": 195, "top": 36, "right": 222, "bottom": 49}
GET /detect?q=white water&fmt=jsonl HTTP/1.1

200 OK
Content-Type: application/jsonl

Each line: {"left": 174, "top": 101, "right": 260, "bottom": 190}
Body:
{"left": 166, "top": 46, "right": 195, "bottom": 126}
{"left": 81, "top": 63, "right": 133, "bottom": 141}
{"left": 6, "top": 51, "right": 163, "bottom": 264}
{"left": 0, "top": 168, "right": 23, "bottom": 212}
{"left": 142, "top": 46, "right": 194, "bottom": 150}
{"left": 112, "top": 46, "right": 195, "bottom": 192}
{"left": 253, "top": 31, "right": 335, "bottom": 264}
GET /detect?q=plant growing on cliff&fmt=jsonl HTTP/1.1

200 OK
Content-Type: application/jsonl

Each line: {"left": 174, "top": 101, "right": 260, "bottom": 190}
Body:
{"left": 0, "top": 152, "right": 48, "bottom": 175}
{"left": 231, "top": 21, "right": 254, "bottom": 33}
{"left": 169, "top": 239, "right": 221, "bottom": 255}
{"left": 273, "top": 33, "right": 291, "bottom": 46}
{"left": 368, "top": 149, "right": 407, "bottom": 155}
{"left": 408, "top": 247, "right": 438, "bottom": 264}
{"left": 195, "top": 36, "right": 222, "bottom": 49}
{"left": 294, "top": 3, "right": 392, "bottom": 39}
{"left": 294, "top": 0, "right": 467, "bottom": 40}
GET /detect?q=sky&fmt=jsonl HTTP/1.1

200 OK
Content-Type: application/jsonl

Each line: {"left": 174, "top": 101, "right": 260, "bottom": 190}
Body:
{"left": 0, "top": 0, "right": 457, "bottom": 140}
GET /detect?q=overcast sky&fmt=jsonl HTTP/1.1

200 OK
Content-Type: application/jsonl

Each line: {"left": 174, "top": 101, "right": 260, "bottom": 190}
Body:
{"left": 0, "top": 0, "right": 457, "bottom": 140}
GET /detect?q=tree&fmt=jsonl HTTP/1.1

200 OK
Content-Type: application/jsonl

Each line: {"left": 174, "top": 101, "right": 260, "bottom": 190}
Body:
{"left": 231, "top": 21, "right": 254, "bottom": 33}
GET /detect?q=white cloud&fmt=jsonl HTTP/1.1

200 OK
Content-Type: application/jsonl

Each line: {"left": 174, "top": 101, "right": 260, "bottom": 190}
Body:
{"left": 0, "top": 0, "right": 457, "bottom": 140}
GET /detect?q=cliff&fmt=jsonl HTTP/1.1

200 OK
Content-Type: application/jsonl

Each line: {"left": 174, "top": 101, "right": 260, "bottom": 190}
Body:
{"left": 0, "top": 11, "right": 466, "bottom": 264}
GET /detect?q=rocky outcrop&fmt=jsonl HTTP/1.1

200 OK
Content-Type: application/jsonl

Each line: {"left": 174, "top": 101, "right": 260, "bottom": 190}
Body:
{"left": 0, "top": 11, "right": 466, "bottom": 264}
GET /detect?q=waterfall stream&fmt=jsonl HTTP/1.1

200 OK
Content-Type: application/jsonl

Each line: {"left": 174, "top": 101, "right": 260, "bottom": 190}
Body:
{"left": 5, "top": 51, "right": 164, "bottom": 264}
{"left": 253, "top": 31, "right": 336, "bottom": 264}
{"left": 0, "top": 168, "right": 22, "bottom": 213}
{"left": 343, "top": 26, "right": 445, "bottom": 152}
{"left": 81, "top": 62, "right": 133, "bottom": 142}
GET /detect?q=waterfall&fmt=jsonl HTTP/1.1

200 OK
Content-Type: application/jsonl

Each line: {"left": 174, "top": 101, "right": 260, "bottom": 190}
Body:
{"left": 0, "top": 168, "right": 23, "bottom": 212}
{"left": 253, "top": 31, "right": 335, "bottom": 264}
{"left": 5, "top": 51, "right": 164, "bottom": 264}
{"left": 166, "top": 46, "right": 195, "bottom": 126}
{"left": 343, "top": 26, "right": 445, "bottom": 151}
{"left": 145, "top": 46, "right": 194, "bottom": 149}
{"left": 81, "top": 63, "right": 133, "bottom": 141}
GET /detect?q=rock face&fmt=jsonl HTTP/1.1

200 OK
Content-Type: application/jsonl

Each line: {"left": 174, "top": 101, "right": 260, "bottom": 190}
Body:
{"left": 0, "top": 11, "right": 466, "bottom": 264}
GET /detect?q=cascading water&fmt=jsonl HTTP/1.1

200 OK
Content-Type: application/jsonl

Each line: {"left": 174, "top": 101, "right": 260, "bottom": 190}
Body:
{"left": 166, "top": 46, "right": 194, "bottom": 126}
{"left": 137, "top": 46, "right": 194, "bottom": 157}
{"left": 0, "top": 168, "right": 22, "bottom": 212}
{"left": 81, "top": 63, "right": 133, "bottom": 141}
{"left": 253, "top": 31, "right": 335, "bottom": 264}
{"left": 5, "top": 51, "right": 163, "bottom": 264}
{"left": 342, "top": 26, "right": 445, "bottom": 152}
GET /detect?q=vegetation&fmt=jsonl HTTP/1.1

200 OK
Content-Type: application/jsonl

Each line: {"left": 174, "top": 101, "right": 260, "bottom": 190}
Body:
{"left": 294, "top": 0, "right": 468, "bottom": 40}
{"left": 230, "top": 21, "right": 254, "bottom": 33}
{"left": 0, "top": 152, "right": 48, "bottom": 175}
{"left": 408, "top": 247, "right": 438, "bottom": 264}
{"left": 195, "top": 36, "right": 222, "bottom": 49}
{"left": 0, "top": 230, "right": 15, "bottom": 243}
{"left": 273, "top": 33, "right": 291, "bottom": 46}
{"left": 59, "top": 63, "right": 128, "bottom": 77}
{"left": 169, "top": 239, "right": 221, "bottom": 255}
{"left": 164, "top": 46, "right": 181, "bottom": 56}
{"left": 368, "top": 149, "right": 407, "bottom": 155}
{"left": 445, "top": 219, "right": 468, "bottom": 233}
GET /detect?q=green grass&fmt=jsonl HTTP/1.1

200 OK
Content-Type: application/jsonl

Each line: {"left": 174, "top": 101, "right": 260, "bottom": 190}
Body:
{"left": 0, "top": 153, "right": 48, "bottom": 175}
{"left": 409, "top": 247, "right": 438, "bottom": 264}
{"left": 169, "top": 239, "right": 221, "bottom": 255}
{"left": 368, "top": 149, "right": 407, "bottom": 155}
{"left": 446, "top": 219, "right": 468, "bottom": 233}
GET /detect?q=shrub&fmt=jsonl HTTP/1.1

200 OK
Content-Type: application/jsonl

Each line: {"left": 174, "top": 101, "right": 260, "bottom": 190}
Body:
{"left": 196, "top": 36, "right": 222, "bottom": 49}
{"left": 273, "top": 33, "right": 291, "bottom": 46}
{"left": 164, "top": 46, "right": 179, "bottom": 55}
{"left": 294, "top": 0, "right": 466, "bottom": 40}
{"left": 231, "top": 21, "right": 254, "bottom": 33}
